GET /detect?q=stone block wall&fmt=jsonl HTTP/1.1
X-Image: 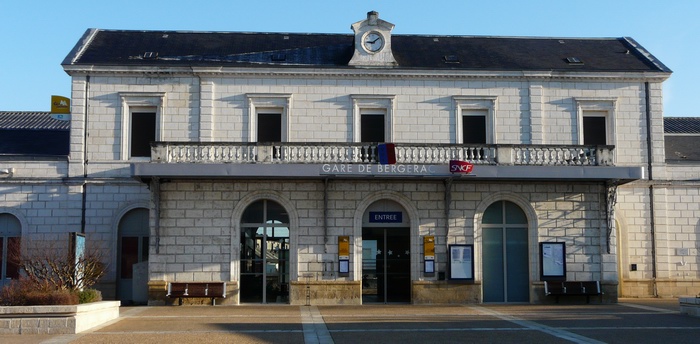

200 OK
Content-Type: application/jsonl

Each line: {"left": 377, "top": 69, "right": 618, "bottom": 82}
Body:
{"left": 149, "top": 179, "right": 611, "bottom": 304}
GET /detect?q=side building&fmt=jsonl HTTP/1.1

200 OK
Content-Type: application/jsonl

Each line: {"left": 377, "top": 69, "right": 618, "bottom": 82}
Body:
{"left": 3, "top": 11, "right": 697, "bottom": 305}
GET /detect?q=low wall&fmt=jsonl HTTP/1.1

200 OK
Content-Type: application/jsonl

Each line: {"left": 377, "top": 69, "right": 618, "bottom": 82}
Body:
{"left": 0, "top": 301, "right": 121, "bottom": 334}
{"left": 679, "top": 297, "right": 700, "bottom": 317}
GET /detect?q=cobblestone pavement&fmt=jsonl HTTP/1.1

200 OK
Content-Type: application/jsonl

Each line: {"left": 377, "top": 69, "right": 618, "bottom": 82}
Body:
{"left": 1, "top": 298, "right": 698, "bottom": 344}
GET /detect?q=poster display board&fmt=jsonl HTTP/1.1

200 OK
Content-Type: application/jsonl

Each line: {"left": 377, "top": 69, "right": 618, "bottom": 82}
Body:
{"left": 448, "top": 244, "right": 474, "bottom": 281}
{"left": 540, "top": 242, "right": 566, "bottom": 280}
{"left": 338, "top": 236, "right": 350, "bottom": 274}
{"left": 423, "top": 236, "right": 435, "bottom": 273}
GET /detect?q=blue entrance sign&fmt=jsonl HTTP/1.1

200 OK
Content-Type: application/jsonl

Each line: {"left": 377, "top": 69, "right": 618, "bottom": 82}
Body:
{"left": 369, "top": 211, "right": 403, "bottom": 223}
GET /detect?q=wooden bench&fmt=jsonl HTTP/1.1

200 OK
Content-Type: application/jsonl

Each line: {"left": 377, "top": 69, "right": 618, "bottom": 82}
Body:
{"left": 167, "top": 282, "right": 226, "bottom": 305}
{"left": 544, "top": 281, "right": 601, "bottom": 303}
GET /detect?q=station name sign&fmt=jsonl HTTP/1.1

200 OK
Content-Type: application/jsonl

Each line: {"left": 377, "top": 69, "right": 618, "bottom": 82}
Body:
{"left": 320, "top": 163, "right": 440, "bottom": 176}
{"left": 320, "top": 161, "right": 474, "bottom": 177}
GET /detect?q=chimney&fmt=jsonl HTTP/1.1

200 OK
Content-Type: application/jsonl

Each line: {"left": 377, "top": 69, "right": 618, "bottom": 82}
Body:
{"left": 367, "top": 11, "right": 378, "bottom": 25}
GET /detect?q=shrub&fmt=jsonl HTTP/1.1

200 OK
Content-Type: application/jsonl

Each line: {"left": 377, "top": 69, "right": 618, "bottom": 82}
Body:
{"left": 78, "top": 289, "right": 103, "bottom": 304}
{"left": 0, "top": 279, "right": 30, "bottom": 306}
{"left": 23, "top": 289, "right": 78, "bottom": 305}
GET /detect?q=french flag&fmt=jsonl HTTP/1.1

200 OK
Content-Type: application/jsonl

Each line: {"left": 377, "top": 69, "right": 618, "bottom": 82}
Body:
{"left": 378, "top": 143, "right": 396, "bottom": 164}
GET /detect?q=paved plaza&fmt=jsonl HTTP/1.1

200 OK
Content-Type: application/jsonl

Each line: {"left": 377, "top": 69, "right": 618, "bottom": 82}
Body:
{"left": 2, "top": 298, "right": 698, "bottom": 344}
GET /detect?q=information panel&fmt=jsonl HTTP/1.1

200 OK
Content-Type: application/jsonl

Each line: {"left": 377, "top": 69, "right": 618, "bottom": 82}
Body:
{"left": 540, "top": 242, "right": 566, "bottom": 280}
{"left": 448, "top": 244, "right": 474, "bottom": 281}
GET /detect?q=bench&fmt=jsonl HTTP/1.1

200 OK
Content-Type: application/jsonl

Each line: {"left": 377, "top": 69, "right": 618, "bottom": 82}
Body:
{"left": 167, "top": 282, "right": 226, "bottom": 305}
{"left": 544, "top": 281, "right": 601, "bottom": 304}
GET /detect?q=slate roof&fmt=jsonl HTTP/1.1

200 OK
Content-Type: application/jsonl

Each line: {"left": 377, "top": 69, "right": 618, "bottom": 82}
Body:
{"left": 0, "top": 112, "right": 70, "bottom": 156}
{"left": 664, "top": 117, "right": 700, "bottom": 134}
{"left": 63, "top": 29, "right": 671, "bottom": 73}
{"left": 664, "top": 117, "right": 700, "bottom": 163}
{"left": 0, "top": 112, "right": 70, "bottom": 130}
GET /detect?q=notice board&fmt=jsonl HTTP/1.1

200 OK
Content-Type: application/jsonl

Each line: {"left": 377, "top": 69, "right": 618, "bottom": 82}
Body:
{"left": 448, "top": 244, "right": 474, "bottom": 281}
{"left": 540, "top": 242, "right": 566, "bottom": 280}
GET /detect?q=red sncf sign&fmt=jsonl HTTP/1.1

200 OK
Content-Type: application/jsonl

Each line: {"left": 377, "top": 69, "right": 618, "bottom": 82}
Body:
{"left": 449, "top": 160, "right": 473, "bottom": 174}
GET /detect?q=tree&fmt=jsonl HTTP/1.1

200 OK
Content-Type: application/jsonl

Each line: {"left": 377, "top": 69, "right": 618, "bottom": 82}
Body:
{"left": 17, "top": 238, "right": 107, "bottom": 292}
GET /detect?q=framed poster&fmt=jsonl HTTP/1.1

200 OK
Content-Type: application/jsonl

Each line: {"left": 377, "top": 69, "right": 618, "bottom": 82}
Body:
{"left": 540, "top": 242, "right": 566, "bottom": 280}
{"left": 448, "top": 244, "right": 474, "bottom": 281}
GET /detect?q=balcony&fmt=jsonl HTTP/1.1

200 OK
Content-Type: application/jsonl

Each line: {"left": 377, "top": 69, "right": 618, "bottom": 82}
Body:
{"left": 150, "top": 142, "right": 615, "bottom": 166}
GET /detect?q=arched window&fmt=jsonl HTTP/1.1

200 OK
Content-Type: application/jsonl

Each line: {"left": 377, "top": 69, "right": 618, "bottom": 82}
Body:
{"left": 0, "top": 213, "right": 22, "bottom": 282}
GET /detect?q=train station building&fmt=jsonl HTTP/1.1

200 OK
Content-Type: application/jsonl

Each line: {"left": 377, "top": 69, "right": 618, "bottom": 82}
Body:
{"left": 3, "top": 11, "right": 697, "bottom": 305}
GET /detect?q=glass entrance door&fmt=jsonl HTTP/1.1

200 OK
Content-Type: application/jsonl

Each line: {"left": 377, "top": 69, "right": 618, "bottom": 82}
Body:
{"left": 482, "top": 201, "right": 529, "bottom": 303}
{"left": 362, "top": 227, "right": 410, "bottom": 303}
{"left": 240, "top": 200, "right": 290, "bottom": 304}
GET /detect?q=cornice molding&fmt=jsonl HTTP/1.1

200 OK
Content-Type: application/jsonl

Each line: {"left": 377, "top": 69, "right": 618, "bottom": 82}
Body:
{"left": 62, "top": 65, "right": 671, "bottom": 82}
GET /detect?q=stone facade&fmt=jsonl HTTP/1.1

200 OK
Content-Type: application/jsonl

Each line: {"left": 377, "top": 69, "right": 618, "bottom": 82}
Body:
{"left": 3, "top": 12, "right": 697, "bottom": 306}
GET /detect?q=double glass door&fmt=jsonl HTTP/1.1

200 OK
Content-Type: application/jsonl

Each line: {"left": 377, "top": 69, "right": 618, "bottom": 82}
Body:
{"left": 362, "top": 227, "right": 410, "bottom": 303}
{"left": 240, "top": 200, "right": 290, "bottom": 303}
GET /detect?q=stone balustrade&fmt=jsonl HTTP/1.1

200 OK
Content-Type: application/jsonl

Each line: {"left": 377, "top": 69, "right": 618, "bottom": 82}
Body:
{"left": 151, "top": 142, "right": 615, "bottom": 166}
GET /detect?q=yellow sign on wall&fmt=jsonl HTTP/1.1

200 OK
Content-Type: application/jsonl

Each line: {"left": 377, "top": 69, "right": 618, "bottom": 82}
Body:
{"left": 51, "top": 95, "right": 70, "bottom": 114}
{"left": 338, "top": 236, "right": 350, "bottom": 259}
{"left": 424, "top": 236, "right": 435, "bottom": 260}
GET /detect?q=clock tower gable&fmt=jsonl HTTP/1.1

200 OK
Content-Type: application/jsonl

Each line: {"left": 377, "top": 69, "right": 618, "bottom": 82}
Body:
{"left": 348, "top": 11, "right": 398, "bottom": 67}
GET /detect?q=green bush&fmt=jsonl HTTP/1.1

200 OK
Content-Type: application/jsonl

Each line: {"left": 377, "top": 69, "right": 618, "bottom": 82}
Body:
{"left": 78, "top": 289, "right": 103, "bottom": 304}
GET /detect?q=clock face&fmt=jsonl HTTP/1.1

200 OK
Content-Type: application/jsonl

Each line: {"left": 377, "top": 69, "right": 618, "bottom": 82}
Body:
{"left": 363, "top": 31, "right": 384, "bottom": 53}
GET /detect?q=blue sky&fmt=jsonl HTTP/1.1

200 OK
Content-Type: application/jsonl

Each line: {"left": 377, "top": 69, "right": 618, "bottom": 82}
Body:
{"left": 1, "top": 0, "right": 698, "bottom": 116}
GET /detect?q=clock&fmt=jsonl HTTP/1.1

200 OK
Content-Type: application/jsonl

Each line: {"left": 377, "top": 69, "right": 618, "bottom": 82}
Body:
{"left": 363, "top": 31, "right": 384, "bottom": 53}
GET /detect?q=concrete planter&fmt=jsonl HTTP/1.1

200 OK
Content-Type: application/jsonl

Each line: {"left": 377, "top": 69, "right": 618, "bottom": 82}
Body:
{"left": 0, "top": 301, "right": 120, "bottom": 334}
{"left": 680, "top": 297, "right": 700, "bottom": 317}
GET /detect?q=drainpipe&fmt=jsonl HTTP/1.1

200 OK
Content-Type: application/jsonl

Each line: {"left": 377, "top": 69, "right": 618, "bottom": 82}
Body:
{"left": 323, "top": 178, "right": 329, "bottom": 254}
{"left": 80, "top": 75, "right": 90, "bottom": 234}
{"left": 645, "top": 81, "right": 658, "bottom": 297}
{"left": 152, "top": 177, "right": 161, "bottom": 254}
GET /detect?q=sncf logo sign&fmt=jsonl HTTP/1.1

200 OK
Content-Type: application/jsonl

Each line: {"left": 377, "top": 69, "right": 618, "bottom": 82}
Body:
{"left": 449, "top": 160, "right": 474, "bottom": 174}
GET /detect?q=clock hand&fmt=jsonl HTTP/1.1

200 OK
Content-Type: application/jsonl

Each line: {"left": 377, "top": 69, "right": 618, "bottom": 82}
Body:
{"left": 366, "top": 38, "right": 379, "bottom": 44}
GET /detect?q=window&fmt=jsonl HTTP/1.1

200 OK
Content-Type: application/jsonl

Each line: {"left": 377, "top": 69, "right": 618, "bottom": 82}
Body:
{"left": 462, "top": 110, "right": 487, "bottom": 144}
{"left": 247, "top": 94, "right": 292, "bottom": 142}
{"left": 582, "top": 111, "right": 608, "bottom": 145}
{"left": 0, "top": 213, "right": 21, "bottom": 283}
{"left": 360, "top": 112, "right": 386, "bottom": 142}
{"left": 130, "top": 111, "right": 156, "bottom": 157}
{"left": 120, "top": 93, "right": 165, "bottom": 160}
{"left": 257, "top": 112, "right": 282, "bottom": 142}
{"left": 351, "top": 95, "right": 395, "bottom": 143}
{"left": 575, "top": 98, "right": 616, "bottom": 146}
{"left": 454, "top": 96, "right": 497, "bottom": 144}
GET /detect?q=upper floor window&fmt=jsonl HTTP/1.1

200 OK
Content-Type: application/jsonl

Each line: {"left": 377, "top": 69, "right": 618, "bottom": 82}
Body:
{"left": 247, "top": 94, "right": 292, "bottom": 142}
{"left": 120, "top": 93, "right": 165, "bottom": 160}
{"left": 257, "top": 112, "right": 282, "bottom": 142}
{"left": 454, "top": 96, "right": 497, "bottom": 144}
{"left": 351, "top": 95, "right": 395, "bottom": 143}
{"left": 0, "top": 213, "right": 21, "bottom": 283}
{"left": 130, "top": 109, "right": 156, "bottom": 157}
{"left": 575, "top": 98, "right": 617, "bottom": 146}
{"left": 360, "top": 112, "right": 386, "bottom": 142}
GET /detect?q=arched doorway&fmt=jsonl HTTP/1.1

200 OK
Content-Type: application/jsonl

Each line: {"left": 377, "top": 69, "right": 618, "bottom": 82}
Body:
{"left": 239, "top": 199, "right": 290, "bottom": 303}
{"left": 0, "top": 213, "right": 21, "bottom": 288}
{"left": 117, "top": 208, "right": 149, "bottom": 304}
{"left": 482, "top": 200, "right": 529, "bottom": 302}
{"left": 361, "top": 200, "right": 411, "bottom": 303}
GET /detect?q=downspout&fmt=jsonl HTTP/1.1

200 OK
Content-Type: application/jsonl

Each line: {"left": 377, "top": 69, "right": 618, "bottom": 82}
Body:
{"left": 80, "top": 75, "right": 90, "bottom": 234}
{"left": 324, "top": 178, "right": 329, "bottom": 254}
{"left": 645, "top": 81, "right": 658, "bottom": 297}
{"left": 444, "top": 177, "right": 452, "bottom": 279}
{"left": 152, "top": 177, "right": 161, "bottom": 254}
